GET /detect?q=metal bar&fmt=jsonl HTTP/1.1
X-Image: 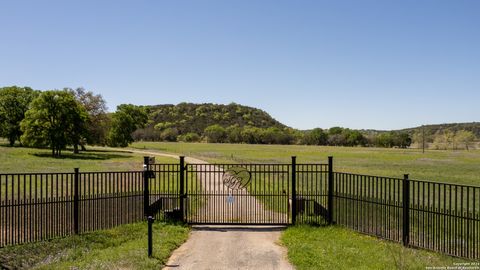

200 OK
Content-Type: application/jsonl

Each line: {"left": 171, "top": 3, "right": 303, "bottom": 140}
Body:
{"left": 147, "top": 215, "right": 154, "bottom": 257}
{"left": 73, "top": 168, "right": 79, "bottom": 234}
{"left": 0, "top": 161, "right": 479, "bottom": 259}
{"left": 143, "top": 156, "right": 150, "bottom": 217}
{"left": 402, "top": 174, "right": 410, "bottom": 247}
{"left": 179, "top": 156, "right": 185, "bottom": 222}
{"left": 327, "top": 156, "right": 334, "bottom": 225}
{"left": 291, "top": 156, "right": 297, "bottom": 225}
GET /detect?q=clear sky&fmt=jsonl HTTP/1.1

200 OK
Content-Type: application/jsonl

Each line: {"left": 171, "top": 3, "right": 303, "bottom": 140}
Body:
{"left": 1, "top": 1, "right": 479, "bottom": 130}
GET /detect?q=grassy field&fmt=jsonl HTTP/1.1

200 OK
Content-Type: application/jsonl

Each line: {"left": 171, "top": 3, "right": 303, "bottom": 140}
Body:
{"left": 0, "top": 144, "right": 176, "bottom": 173}
{"left": 0, "top": 221, "right": 189, "bottom": 269}
{"left": 281, "top": 225, "right": 474, "bottom": 270}
{"left": 131, "top": 142, "right": 480, "bottom": 267}
{"left": 131, "top": 142, "right": 480, "bottom": 186}
{"left": 2, "top": 142, "right": 479, "bottom": 268}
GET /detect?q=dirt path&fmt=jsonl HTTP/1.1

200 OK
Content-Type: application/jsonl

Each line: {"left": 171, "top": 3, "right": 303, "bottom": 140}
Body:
{"left": 119, "top": 148, "right": 207, "bottom": 164}
{"left": 125, "top": 148, "right": 294, "bottom": 270}
{"left": 164, "top": 225, "right": 293, "bottom": 270}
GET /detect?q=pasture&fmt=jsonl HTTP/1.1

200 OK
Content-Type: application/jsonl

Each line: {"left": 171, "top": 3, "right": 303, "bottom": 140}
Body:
{"left": 0, "top": 143, "right": 176, "bottom": 173}
{"left": 132, "top": 142, "right": 480, "bottom": 186}
{"left": 1, "top": 142, "right": 479, "bottom": 268}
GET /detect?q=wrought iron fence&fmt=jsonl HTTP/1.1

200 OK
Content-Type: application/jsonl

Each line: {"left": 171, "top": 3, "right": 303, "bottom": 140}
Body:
{"left": 0, "top": 170, "right": 149, "bottom": 246}
{"left": 332, "top": 172, "right": 480, "bottom": 259}
{"left": 1, "top": 156, "right": 479, "bottom": 259}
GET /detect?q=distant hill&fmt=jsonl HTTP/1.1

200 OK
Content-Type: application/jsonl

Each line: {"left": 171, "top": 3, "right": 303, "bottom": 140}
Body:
{"left": 132, "top": 101, "right": 479, "bottom": 143}
{"left": 133, "top": 102, "right": 287, "bottom": 141}
{"left": 399, "top": 122, "right": 480, "bottom": 137}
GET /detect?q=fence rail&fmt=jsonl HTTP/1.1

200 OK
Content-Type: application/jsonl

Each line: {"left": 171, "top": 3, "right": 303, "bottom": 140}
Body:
{"left": 332, "top": 172, "right": 480, "bottom": 259}
{"left": 1, "top": 156, "right": 479, "bottom": 259}
{"left": 0, "top": 170, "right": 148, "bottom": 246}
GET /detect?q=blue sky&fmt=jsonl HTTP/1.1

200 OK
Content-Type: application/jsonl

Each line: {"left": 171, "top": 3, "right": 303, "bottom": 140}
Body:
{"left": 1, "top": 1, "right": 479, "bottom": 130}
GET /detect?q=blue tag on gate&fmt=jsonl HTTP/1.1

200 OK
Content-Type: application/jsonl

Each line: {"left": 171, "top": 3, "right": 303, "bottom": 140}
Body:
{"left": 227, "top": 194, "right": 234, "bottom": 204}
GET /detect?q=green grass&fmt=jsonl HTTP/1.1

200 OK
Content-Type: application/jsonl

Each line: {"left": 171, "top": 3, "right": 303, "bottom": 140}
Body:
{"left": 0, "top": 221, "right": 190, "bottom": 270}
{"left": 132, "top": 142, "right": 480, "bottom": 265}
{"left": 2, "top": 142, "right": 479, "bottom": 267}
{"left": 131, "top": 142, "right": 480, "bottom": 186}
{"left": 281, "top": 225, "right": 476, "bottom": 270}
{"left": 0, "top": 144, "right": 177, "bottom": 173}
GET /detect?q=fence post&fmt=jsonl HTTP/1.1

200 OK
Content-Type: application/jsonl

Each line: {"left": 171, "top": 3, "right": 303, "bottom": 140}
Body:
{"left": 179, "top": 156, "right": 185, "bottom": 222}
{"left": 147, "top": 215, "right": 154, "bottom": 257}
{"left": 291, "top": 156, "right": 297, "bottom": 225}
{"left": 327, "top": 156, "right": 334, "bottom": 225}
{"left": 402, "top": 174, "right": 410, "bottom": 247}
{"left": 74, "top": 168, "right": 79, "bottom": 234}
{"left": 143, "top": 156, "right": 150, "bottom": 217}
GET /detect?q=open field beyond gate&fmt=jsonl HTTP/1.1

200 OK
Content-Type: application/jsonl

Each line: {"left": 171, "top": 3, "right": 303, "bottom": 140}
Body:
{"left": 1, "top": 142, "right": 479, "bottom": 269}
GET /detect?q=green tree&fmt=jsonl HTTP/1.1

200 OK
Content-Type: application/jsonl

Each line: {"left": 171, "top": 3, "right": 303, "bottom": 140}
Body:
{"left": 0, "top": 86, "right": 38, "bottom": 146}
{"left": 375, "top": 133, "right": 394, "bottom": 148}
{"left": 69, "top": 87, "right": 109, "bottom": 148}
{"left": 20, "top": 90, "right": 88, "bottom": 157}
{"left": 302, "top": 128, "right": 328, "bottom": 145}
{"left": 107, "top": 104, "right": 148, "bottom": 147}
{"left": 161, "top": 127, "right": 179, "bottom": 142}
{"left": 154, "top": 122, "right": 174, "bottom": 131}
{"left": 259, "top": 127, "right": 284, "bottom": 144}
{"left": 412, "top": 131, "right": 425, "bottom": 149}
{"left": 178, "top": 132, "right": 201, "bottom": 142}
{"left": 204, "top": 124, "right": 227, "bottom": 143}
{"left": 226, "top": 125, "right": 243, "bottom": 143}
{"left": 392, "top": 132, "right": 412, "bottom": 148}
{"left": 241, "top": 126, "right": 262, "bottom": 144}
{"left": 328, "top": 127, "right": 344, "bottom": 136}
{"left": 455, "top": 130, "right": 476, "bottom": 150}
{"left": 344, "top": 130, "right": 366, "bottom": 146}
{"left": 431, "top": 132, "right": 447, "bottom": 150}
{"left": 443, "top": 130, "right": 455, "bottom": 150}
{"left": 327, "top": 127, "right": 347, "bottom": 146}
{"left": 285, "top": 128, "right": 303, "bottom": 145}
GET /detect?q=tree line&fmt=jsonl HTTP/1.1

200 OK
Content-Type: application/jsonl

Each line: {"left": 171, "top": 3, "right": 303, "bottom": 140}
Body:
{"left": 137, "top": 123, "right": 413, "bottom": 148}
{"left": 0, "top": 86, "right": 146, "bottom": 156}
{"left": 2, "top": 86, "right": 477, "bottom": 156}
{"left": 411, "top": 128, "right": 477, "bottom": 150}
{"left": 132, "top": 103, "right": 414, "bottom": 147}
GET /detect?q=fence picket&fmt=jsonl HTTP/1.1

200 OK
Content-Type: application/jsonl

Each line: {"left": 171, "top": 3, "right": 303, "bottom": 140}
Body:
{"left": 0, "top": 158, "right": 479, "bottom": 259}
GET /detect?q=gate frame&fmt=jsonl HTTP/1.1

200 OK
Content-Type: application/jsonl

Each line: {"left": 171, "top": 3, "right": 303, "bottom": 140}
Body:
{"left": 144, "top": 155, "right": 334, "bottom": 226}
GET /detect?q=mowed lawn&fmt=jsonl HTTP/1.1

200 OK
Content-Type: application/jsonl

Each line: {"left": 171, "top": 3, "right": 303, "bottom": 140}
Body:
{"left": 132, "top": 141, "right": 480, "bottom": 186}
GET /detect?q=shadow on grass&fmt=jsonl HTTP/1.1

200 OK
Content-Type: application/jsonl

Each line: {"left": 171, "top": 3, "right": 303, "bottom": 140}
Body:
{"left": 0, "top": 143, "right": 133, "bottom": 155}
{"left": 31, "top": 151, "right": 132, "bottom": 160}
{"left": 87, "top": 149, "right": 133, "bottom": 154}
{"left": 0, "top": 143, "right": 46, "bottom": 149}
{"left": 192, "top": 225, "right": 287, "bottom": 232}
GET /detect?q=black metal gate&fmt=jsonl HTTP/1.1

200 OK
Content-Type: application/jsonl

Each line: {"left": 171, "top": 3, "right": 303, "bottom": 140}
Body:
{"left": 144, "top": 156, "right": 332, "bottom": 225}
{"left": 185, "top": 163, "right": 292, "bottom": 224}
